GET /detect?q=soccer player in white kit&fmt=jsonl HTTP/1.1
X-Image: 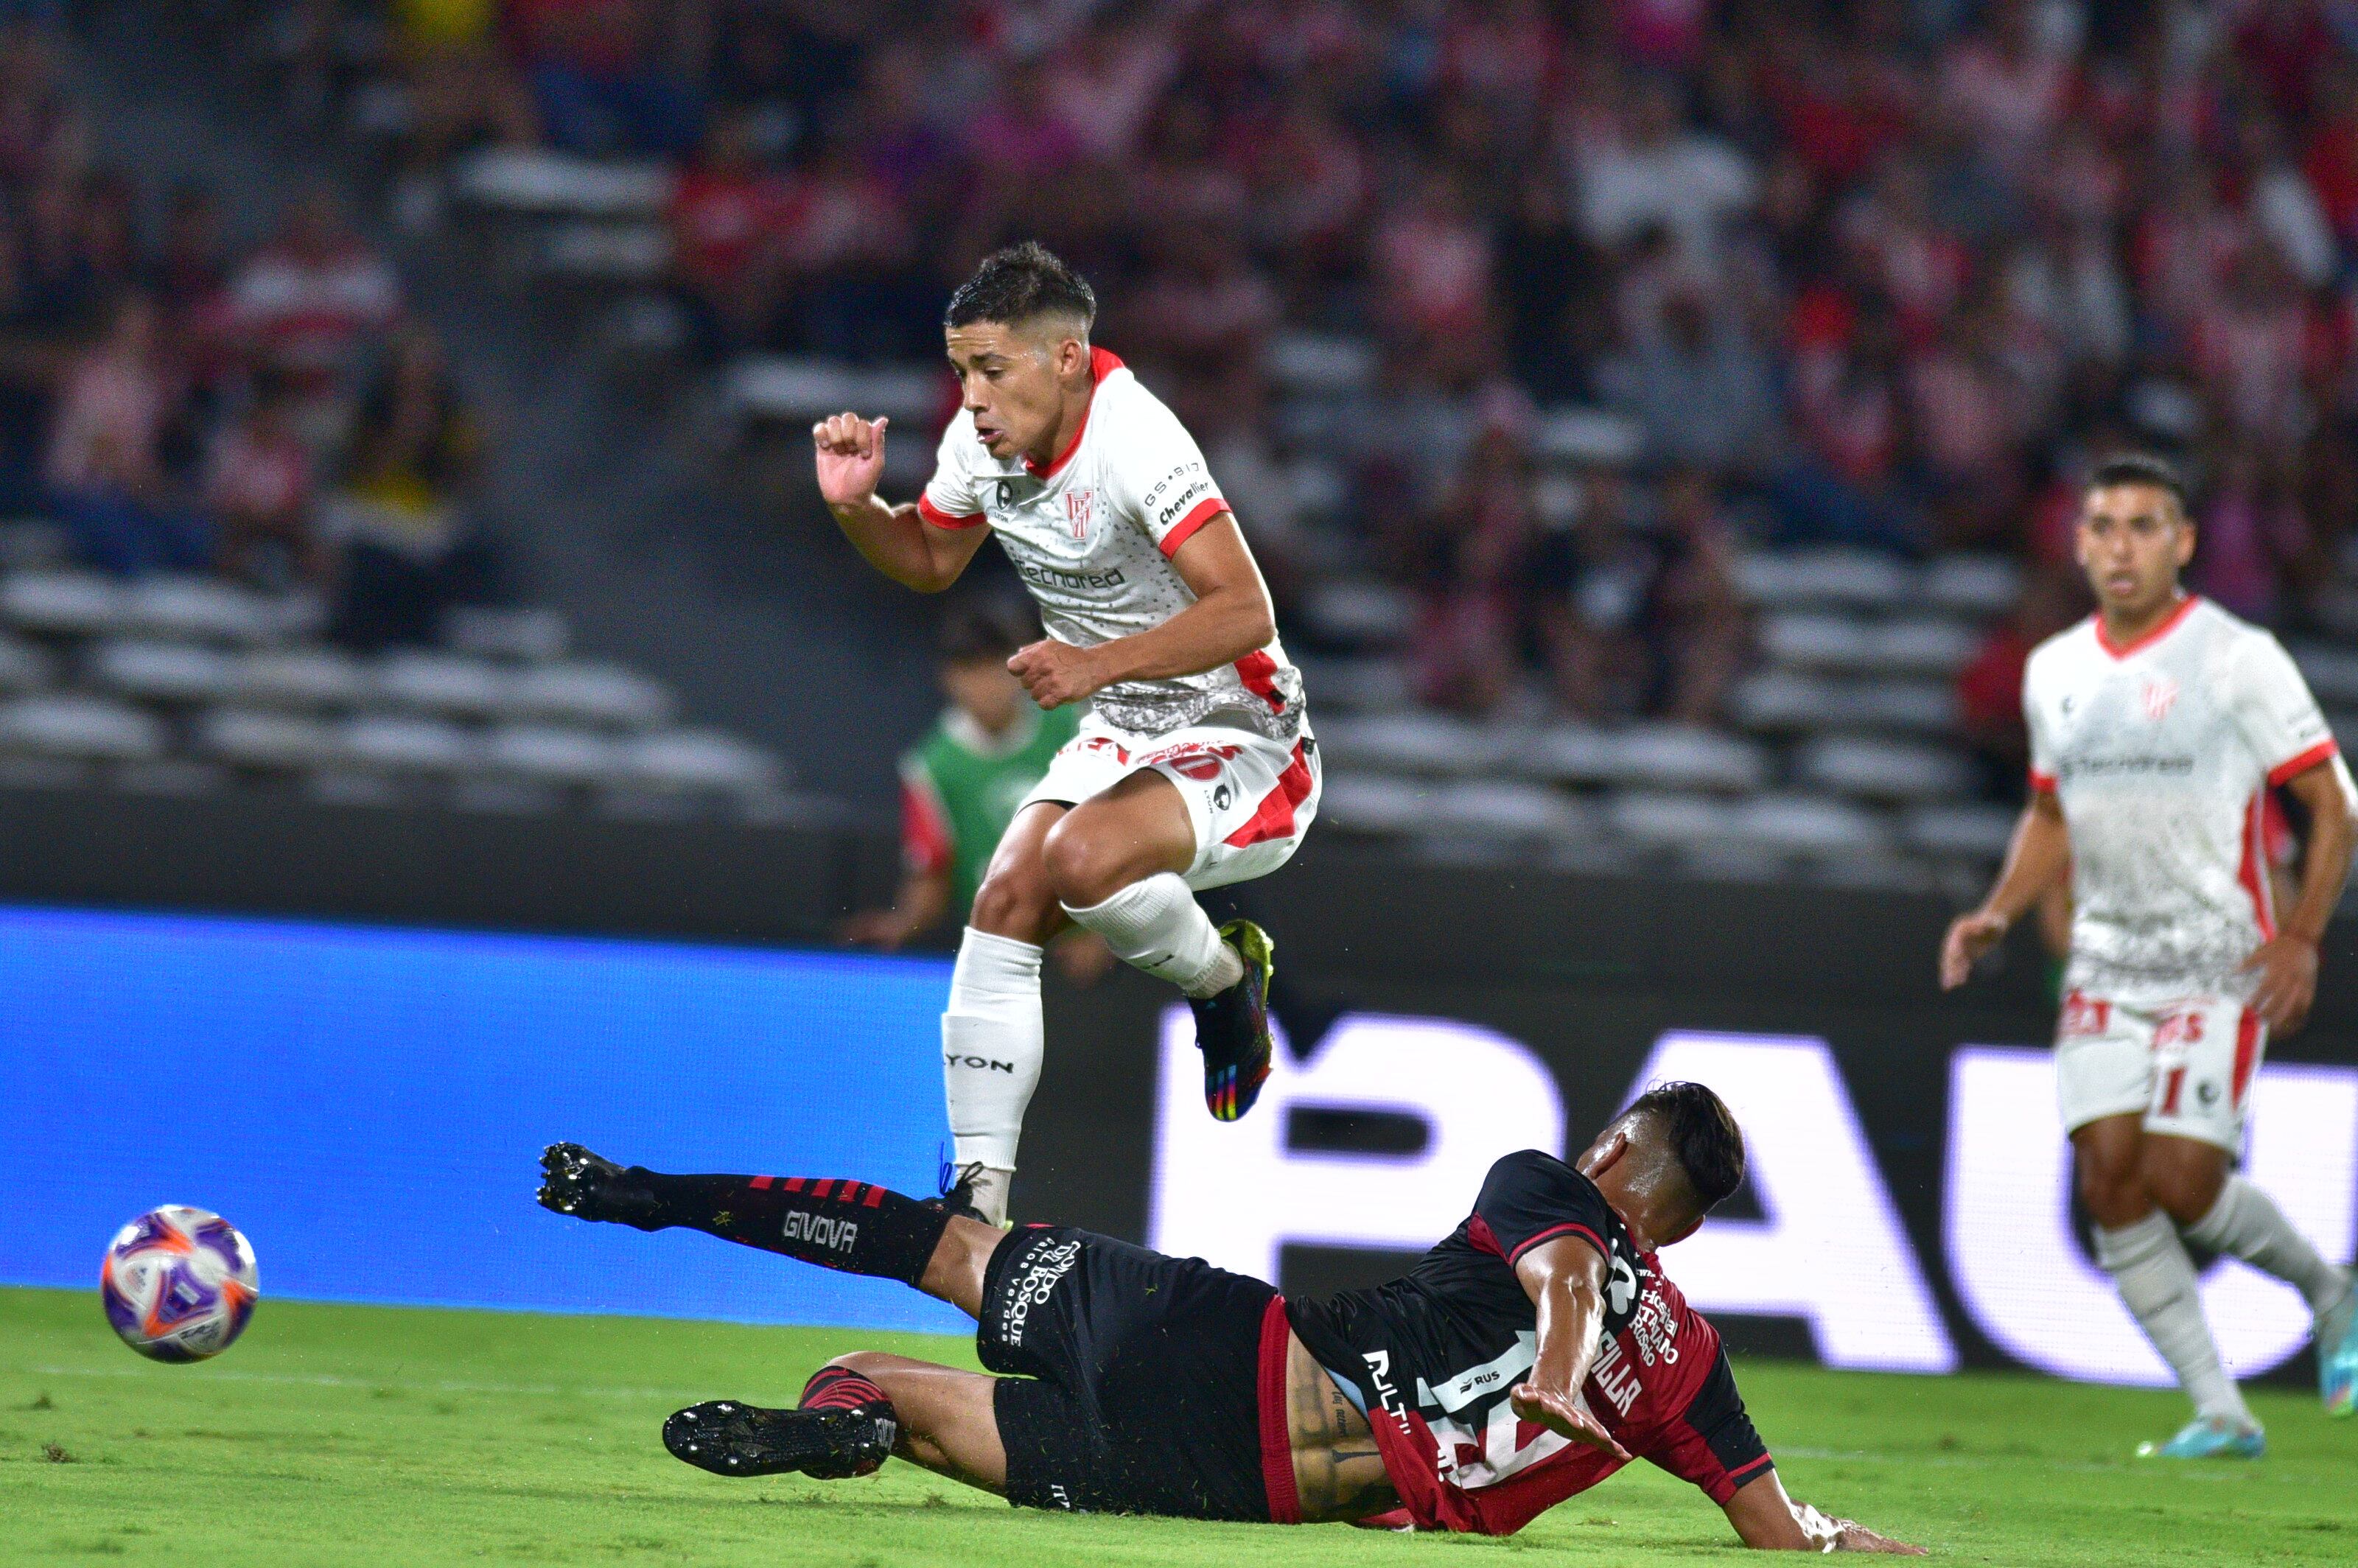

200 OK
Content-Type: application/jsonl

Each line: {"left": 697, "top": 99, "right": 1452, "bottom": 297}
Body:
{"left": 1942, "top": 455, "right": 2358, "bottom": 1456}
{"left": 812, "top": 243, "right": 1318, "bottom": 1226}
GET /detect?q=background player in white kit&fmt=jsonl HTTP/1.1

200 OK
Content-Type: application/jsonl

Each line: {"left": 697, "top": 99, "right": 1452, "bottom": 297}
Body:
{"left": 811, "top": 243, "right": 1318, "bottom": 1226}
{"left": 1942, "top": 455, "right": 2358, "bottom": 1457}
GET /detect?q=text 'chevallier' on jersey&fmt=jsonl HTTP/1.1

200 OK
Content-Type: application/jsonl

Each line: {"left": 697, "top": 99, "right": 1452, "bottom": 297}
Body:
{"left": 2025, "top": 596, "right": 2350, "bottom": 995}
{"left": 917, "top": 349, "right": 1305, "bottom": 743}
{"left": 1284, "top": 1151, "right": 1773, "bottom": 1536}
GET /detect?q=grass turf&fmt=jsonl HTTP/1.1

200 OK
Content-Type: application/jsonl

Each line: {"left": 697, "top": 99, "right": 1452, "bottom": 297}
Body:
{"left": 2, "top": 1286, "right": 2353, "bottom": 1565}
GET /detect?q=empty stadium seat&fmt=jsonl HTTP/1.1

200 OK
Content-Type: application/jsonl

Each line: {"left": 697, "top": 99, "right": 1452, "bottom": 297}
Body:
{"left": 1287, "top": 655, "right": 1412, "bottom": 713}
{"left": 2291, "top": 643, "right": 2358, "bottom": 707}
{"left": 1606, "top": 790, "right": 1738, "bottom": 845}
{"left": 452, "top": 147, "right": 673, "bottom": 217}
{"left": 726, "top": 358, "right": 943, "bottom": 426}
{"left": 374, "top": 651, "right": 511, "bottom": 718}
{"left": 119, "top": 575, "right": 276, "bottom": 643}
{"left": 0, "top": 693, "right": 169, "bottom": 760}
{"left": 1795, "top": 735, "right": 1973, "bottom": 801}
{"left": 196, "top": 708, "right": 339, "bottom": 770}
{"left": 483, "top": 724, "right": 620, "bottom": 785}
{"left": 1428, "top": 780, "right": 1585, "bottom": 839}
{"left": 1726, "top": 793, "right": 1893, "bottom": 855}
{"left": 1, "top": 570, "right": 125, "bottom": 637}
{"left": 1310, "top": 772, "right": 1433, "bottom": 835}
{"left": 332, "top": 713, "right": 482, "bottom": 773}
{"left": 1298, "top": 578, "right": 1416, "bottom": 648}
{"left": 1314, "top": 711, "right": 1502, "bottom": 775}
{"left": 1758, "top": 612, "right": 1872, "bottom": 671}
{"left": 1922, "top": 554, "right": 2022, "bottom": 617}
{"left": 231, "top": 647, "right": 367, "bottom": 709}
{"left": 1902, "top": 802, "right": 2018, "bottom": 861}
{"left": 1263, "top": 332, "right": 1378, "bottom": 396}
{"left": 91, "top": 640, "right": 240, "bottom": 704}
{"left": 1605, "top": 723, "right": 1768, "bottom": 791}
{"left": 615, "top": 729, "right": 782, "bottom": 794}
{"left": 503, "top": 660, "right": 674, "bottom": 729}
{"left": 446, "top": 605, "right": 569, "bottom": 663}
{"left": 1867, "top": 617, "right": 1979, "bottom": 676}
{"left": 539, "top": 220, "right": 670, "bottom": 281}
{"left": 1735, "top": 548, "right": 1911, "bottom": 611}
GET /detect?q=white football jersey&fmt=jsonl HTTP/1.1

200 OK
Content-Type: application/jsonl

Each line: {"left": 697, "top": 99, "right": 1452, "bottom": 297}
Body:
{"left": 919, "top": 349, "right": 1304, "bottom": 741}
{"left": 2024, "top": 595, "right": 2346, "bottom": 993}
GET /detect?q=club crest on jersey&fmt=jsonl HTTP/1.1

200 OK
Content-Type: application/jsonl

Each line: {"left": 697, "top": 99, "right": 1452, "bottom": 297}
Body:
{"left": 1065, "top": 488, "right": 1095, "bottom": 540}
{"left": 2141, "top": 676, "right": 2180, "bottom": 721}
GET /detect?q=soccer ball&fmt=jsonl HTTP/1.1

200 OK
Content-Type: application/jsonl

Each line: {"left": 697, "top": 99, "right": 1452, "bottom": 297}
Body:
{"left": 100, "top": 1206, "right": 259, "bottom": 1362}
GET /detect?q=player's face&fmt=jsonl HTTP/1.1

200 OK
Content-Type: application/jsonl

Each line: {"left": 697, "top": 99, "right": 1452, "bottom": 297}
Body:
{"left": 945, "top": 321, "right": 1085, "bottom": 463}
{"left": 2074, "top": 483, "right": 2194, "bottom": 617}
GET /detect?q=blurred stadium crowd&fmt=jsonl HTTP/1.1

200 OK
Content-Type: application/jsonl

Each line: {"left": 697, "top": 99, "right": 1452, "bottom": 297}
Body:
{"left": 0, "top": 11, "right": 783, "bottom": 816}
{"left": 16, "top": 1, "right": 2358, "bottom": 883}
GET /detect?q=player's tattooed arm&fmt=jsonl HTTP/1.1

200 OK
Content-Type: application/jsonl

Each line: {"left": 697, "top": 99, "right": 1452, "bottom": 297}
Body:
{"left": 1282, "top": 1331, "right": 1397, "bottom": 1523}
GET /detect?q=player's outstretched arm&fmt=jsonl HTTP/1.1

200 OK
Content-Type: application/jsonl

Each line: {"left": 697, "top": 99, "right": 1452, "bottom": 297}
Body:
{"left": 1006, "top": 513, "right": 1277, "bottom": 708}
{"left": 1939, "top": 788, "right": 2070, "bottom": 990}
{"left": 1505, "top": 1236, "right": 1632, "bottom": 1463}
{"left": 2242, "top": 758, "right": 2357, "bottom": 1031}
{"left": 812, "top": 413, "right": 990, "bottom": 593}
{"left": 1723, "top": 1471, "right": 1925, "bottom": 1553}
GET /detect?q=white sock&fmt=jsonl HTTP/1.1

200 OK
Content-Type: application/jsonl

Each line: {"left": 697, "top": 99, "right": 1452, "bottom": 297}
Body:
{"left": 1061, "top": 872, "right": 1242, "bottom": 998}
{"left": 940, "top": 928, "right": 1043, "bottom": 1204}
{"left": 2185, "top": 1175, "right": 2352, "bottom": 1320}
{"left": 2096, "top": 1212, "right": 2253, "bottom": 1426}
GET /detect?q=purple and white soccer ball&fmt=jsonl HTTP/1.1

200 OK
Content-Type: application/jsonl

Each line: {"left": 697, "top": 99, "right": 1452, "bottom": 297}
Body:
{"left": 100, "top": 1205, "right": 259, "bottom": 1362}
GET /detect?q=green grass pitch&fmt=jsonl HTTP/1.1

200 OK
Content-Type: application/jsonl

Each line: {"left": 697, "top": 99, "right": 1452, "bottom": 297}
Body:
{"left": 3, "top": 1286, "right": 2353, "bottom": 1565}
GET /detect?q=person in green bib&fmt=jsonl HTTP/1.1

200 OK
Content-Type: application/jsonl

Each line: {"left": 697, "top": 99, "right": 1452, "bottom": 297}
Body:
{"left": 847, "top": 601, "right": 1105, "bottom": 980}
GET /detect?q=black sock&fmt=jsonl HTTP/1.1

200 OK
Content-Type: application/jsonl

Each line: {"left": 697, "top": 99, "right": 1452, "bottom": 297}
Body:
{"left": 632, "top": 1172, "right": 952, "bottom": 1286}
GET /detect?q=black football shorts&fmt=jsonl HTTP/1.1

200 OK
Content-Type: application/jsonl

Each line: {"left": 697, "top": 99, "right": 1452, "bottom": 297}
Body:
{"left": 979, "top": 1225, "right": 1284, "bottom": 1522}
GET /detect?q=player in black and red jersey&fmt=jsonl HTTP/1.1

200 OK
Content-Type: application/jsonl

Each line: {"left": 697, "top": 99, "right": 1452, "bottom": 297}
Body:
{"left": 535, "top": 1084, "right": 1918, "bottom": 1550}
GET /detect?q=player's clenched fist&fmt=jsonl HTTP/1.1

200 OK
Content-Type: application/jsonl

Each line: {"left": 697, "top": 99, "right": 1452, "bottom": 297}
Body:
{"left": 1007, "top": 637, "right": 1109, "bottom": 709}
{"left": 813, "top": 412, "right": 889, "bottom": 511}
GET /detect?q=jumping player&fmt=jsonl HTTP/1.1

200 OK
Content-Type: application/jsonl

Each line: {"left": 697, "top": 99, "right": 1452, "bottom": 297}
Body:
{"left": 811, "top": 242, "right": 1316, "bottom": 1225}
{"left": 535, "top": 1085, "right": 1919, "bottom": 1551}
{"left": 1941, "top": 453, "right": 2358, "bottom": 1455}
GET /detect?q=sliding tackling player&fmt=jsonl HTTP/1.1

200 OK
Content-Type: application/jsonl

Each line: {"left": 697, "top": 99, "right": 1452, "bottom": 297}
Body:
{"left": 1942, "top": 454, "right": 2358, "bottom": 1455}
{"left": 812, "top": 242, "right": 1317, "bottom": 1225}
{"left": 536, "top": 1085, "right": 1918, "bottom": 1552}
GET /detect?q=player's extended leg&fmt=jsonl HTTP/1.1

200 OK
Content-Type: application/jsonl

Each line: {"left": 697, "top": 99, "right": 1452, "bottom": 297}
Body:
{"left": 1044, "top": 769, "right": 1277, "bottom": 1121}
{"left": 2146, "top": 1133, "right": 2358, "bottom": 1418}
{"left": 945, "top": 802, "right": 1070, "bottom": 1225}
{"left": 2074, "top": 1116, "right": 2261, "bottom": 1455}
{"left": 664, "top": 1354, "right": 1010, "bottom": 1494}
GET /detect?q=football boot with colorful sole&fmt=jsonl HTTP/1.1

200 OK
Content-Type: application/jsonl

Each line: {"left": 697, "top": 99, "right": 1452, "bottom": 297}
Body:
{"left": 663, "top": 1399, "right": 896, "bottom": 1480}
{"left": 2135, "top": 1416, "right": 2266, "bottom": 1460}
{"left": 1191, "top": 919, "right": 1274, "bottom": 1122}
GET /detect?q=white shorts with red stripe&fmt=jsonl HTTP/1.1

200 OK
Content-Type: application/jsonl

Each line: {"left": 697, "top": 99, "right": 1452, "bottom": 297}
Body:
{"left": 2052, "top": 984, "right": 2266, "bottom": 1152}
{"left": 1018, "top": 711, "right": 1321, "bottom": 892}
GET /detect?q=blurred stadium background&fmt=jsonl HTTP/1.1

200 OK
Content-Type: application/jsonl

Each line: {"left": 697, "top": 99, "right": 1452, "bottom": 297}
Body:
{"left": 2, "top": 0, "right": 2357, "bottom": 1559}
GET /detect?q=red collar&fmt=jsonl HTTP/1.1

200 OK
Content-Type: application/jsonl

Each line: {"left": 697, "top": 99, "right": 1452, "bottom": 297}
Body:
{"left": 2095, "top": 594, "right": 2200, "bottom": 659}
{"left": 1023, "top": 347, "right": 1124, "bottom": 479}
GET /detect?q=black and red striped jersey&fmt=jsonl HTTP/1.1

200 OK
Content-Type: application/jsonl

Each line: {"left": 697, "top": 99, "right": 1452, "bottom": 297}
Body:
{"left": 1284, "top": 1149, "right": 1771, "bottom": 1536}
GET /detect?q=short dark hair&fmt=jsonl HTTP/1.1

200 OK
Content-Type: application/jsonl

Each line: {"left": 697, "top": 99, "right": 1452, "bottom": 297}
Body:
{"left": 1627, "top": 1081, "right": 1746, "bottom": 1217}
{"left": 937, "top": 598, "right": 1035, "bottom": 663}
{"left": 943, "top": 242, "right": 1097, "bottom": 334}
{"left": 2086, "top": 452, "right": 2189, "bottom": 509}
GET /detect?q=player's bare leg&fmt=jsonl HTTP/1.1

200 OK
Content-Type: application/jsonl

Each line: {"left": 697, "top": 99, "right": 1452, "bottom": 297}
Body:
{"left": 2146, "top": 1130, "right": 2358, "bottom": 1417}
{"left": 1047, "top": 769, "right": 1279, "bottom": 1121}
{"left": 941, "top": 803, "right": 1070, "bottom": 1225}
{"left": 821, "top": 1353, "right": 1008, "bottom": 1493}
{"left": 2074, "top": 1117, "right": 2261, "bottom": 1453}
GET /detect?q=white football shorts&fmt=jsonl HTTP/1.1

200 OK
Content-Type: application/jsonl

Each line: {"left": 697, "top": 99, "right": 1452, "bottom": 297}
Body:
{"left": 2052, "top": 985, "right": 2266, "bottom": 1152}
{"left": 1018, "top": 710, "right": 1321, "bottom": 891}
